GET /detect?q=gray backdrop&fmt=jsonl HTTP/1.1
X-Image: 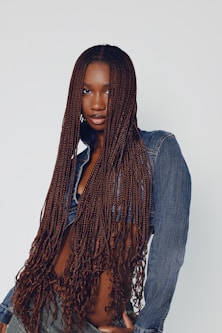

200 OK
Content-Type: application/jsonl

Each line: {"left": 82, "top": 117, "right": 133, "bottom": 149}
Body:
{"left": 0, "top": 1, "right": 221, "bottom": 332}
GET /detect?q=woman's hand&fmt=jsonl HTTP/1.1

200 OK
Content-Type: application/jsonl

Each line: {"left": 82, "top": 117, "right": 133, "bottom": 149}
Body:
{"left": 98, "top": 311, "right": 134, "bottom": 333}
{"left": 0, "top": 323, "right": 7, "bottom": 333}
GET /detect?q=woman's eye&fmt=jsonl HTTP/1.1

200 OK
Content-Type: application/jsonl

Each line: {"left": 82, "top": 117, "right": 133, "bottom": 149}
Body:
{"left": 105, "top": 89, "right": 109, "bottom": 95}
{"left": 83, "top": 88, "right": 91, "bottom": 95}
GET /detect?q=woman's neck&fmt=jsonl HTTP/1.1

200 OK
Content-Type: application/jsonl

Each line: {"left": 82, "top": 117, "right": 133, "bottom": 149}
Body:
{"left": 94, "top": 132, "right": 104, "bottom": 151}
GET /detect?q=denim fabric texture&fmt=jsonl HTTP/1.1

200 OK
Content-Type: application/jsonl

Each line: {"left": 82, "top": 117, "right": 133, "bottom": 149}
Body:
{"left": 6, "top": 293, "right": 127, "bottom": 333}
{"left": 6, "top": 301, "right": 103, "bottom": 333}
{"left": 6, "top": 315, "right": 124, "bottom": 333}
{"left": 0, "top": 129, "right": 191, "bottom": 333}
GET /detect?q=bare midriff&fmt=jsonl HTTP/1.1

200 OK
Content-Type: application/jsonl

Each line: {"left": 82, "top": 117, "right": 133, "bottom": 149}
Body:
{"left": 53, "top": 224, "right": 136, "bottom": 326}
{"left": 53, "top": 148, "right": 135, "bottom": 326}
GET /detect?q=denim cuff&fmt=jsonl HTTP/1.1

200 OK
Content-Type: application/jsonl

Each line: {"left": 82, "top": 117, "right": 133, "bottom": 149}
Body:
{"left": 134, "top": 324, "right": 160, "bottom": 333}
{"left": 0, "top": 304, "right": 13, "bottom": 324}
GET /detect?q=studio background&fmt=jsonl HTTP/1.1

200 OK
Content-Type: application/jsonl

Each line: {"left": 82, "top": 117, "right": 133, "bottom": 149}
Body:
{"left": 0, "top": 1, "right": 221, "bottom": 332}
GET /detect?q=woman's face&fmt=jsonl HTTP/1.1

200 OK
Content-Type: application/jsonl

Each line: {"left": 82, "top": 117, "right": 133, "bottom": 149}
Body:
{"left": 81, "top": 62, "right": 110, "bottom": 132}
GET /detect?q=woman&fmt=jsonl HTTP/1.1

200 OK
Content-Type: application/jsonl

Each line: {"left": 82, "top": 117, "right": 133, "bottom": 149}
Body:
{"left": 0, "top": 45, "right": 191, "bottom": 333}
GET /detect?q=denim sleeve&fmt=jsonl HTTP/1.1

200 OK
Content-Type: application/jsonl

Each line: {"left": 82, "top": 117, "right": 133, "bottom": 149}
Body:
{"left": 0, "top": 288, "right": 14, "bottom": 324}
{"left": 134, "top": 134, "right": 191, "bottom": 333}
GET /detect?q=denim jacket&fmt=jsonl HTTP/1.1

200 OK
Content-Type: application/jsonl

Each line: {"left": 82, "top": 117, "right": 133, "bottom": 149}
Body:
{"left": 0, "top": 129, "right": 191, "bottom": 332}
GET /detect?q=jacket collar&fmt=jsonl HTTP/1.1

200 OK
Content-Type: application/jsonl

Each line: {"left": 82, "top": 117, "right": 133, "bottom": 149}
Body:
{"left": 80, "top": 122, "right": 96, "bottom": 148}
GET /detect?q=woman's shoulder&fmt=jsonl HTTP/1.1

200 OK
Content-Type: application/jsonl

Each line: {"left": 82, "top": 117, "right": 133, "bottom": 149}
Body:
{"left": 139, "top": 129, "right": 190, "bottom": 176}
{"left": 139, "top": 129, "right": 174, "bottom": 152}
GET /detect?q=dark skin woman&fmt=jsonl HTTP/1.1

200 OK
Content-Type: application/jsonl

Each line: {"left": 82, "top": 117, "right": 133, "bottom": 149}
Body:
{"left": 0, "top": 45, "right": 191, "bottom": 333}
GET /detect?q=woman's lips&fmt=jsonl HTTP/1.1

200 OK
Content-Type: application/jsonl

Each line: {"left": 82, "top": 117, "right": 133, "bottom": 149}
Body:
{"left": 89, "top": 115, "right": 106, "bottom": 125}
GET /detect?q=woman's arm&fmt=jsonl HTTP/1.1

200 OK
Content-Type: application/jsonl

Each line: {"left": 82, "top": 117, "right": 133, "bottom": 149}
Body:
{"left": 135, "top": 134, "right": 191, "bottom": 333}
{"left": 0, "top": 288, "right": 14, "bottom": 325}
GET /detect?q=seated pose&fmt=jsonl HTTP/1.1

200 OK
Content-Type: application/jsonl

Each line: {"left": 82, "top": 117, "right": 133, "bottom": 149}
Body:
{"left": 0, "top": 44, "right": 191, "bottom": 333}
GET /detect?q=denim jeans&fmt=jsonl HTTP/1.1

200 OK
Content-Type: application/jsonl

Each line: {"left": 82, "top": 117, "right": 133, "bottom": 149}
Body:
{"left": 6, "top": 298, "right": 126, "bottom": 333}
{"left": 6, "top": 314, "right": 103, "bottom": 333}
{"left": 7, "top": 308, "right": 105, "bottom": 333}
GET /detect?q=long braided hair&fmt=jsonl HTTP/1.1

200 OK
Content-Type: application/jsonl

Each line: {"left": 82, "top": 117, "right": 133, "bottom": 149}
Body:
{"left": 12, "top": 45, "right": 152, "bottom": 332}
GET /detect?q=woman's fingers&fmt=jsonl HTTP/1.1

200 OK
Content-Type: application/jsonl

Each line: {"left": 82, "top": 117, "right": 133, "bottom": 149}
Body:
{"left": 122, "top": 311, "right": 134, "bottom": 329}
{"left": 98, "top": 311, "right": 134, "bottom": 332}
{"left": 0, "top": 323, "right": 7, "bottom": 333}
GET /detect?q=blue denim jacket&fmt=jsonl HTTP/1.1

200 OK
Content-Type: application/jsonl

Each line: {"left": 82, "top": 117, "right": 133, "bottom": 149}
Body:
{"left": 0, "top": 129, "right": 191, "bottom": 333}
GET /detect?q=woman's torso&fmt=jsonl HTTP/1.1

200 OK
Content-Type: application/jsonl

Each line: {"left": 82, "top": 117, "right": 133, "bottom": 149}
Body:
{"left": 53, "top": 145, "right": 136, "bottom": 326}
{"left": 53, "top": 129, "right": 171, "bottom": 326}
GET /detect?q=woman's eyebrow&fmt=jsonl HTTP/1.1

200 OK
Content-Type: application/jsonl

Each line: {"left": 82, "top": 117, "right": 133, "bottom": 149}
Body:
{"left": 83, "top": 83, "right": 110, "bottom": 87}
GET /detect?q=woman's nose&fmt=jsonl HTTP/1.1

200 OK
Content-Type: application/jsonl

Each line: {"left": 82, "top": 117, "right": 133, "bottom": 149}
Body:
{"left": 91, "top": 93, "right": 107, "bottom": 111}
